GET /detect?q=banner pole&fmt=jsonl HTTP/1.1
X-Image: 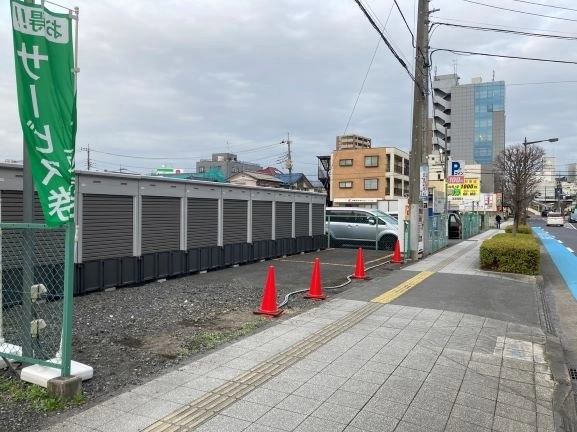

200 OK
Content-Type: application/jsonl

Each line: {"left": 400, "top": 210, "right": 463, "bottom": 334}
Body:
{"left": 60, "top": 222, "right": 74, "bottom": 377}
{"left": 21, "top": 0, "right": 35, "bottom": 361}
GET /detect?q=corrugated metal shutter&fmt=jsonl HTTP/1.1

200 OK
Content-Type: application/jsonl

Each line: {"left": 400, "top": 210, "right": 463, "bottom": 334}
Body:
{"left": 141, "top": 196, "right": 180, "bottom": 253}
{"left": 188, "top": 198, "right": 218, "bottom": 248}
{"left": 83, "top": 194, "right": 133, "bottom": 260}
{"left": 1, "top": 190, "right": 43, "bottom": 222}
{"left": 295, "top": 202, "right": 309, "bottom": 237}
{"left": 312, "top": 204, "right": 325, "bottom": 235}
{"left": 275, "top": 202, "right": 292, "bottom": 239}
{"left": 223, "top": 199, "right": 247, "bottom": 245}
{"left": 252, "top": 201, "right": 272, "bottom": 241}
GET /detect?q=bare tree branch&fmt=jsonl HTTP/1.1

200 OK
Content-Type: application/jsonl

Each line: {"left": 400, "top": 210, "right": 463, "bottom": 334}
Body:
{"left": 495, "top": 144, "right": 545, "bottom": 234}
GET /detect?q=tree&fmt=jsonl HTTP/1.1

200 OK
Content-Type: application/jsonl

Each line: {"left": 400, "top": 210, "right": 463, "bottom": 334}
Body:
{"left": 494, "top": 144, "right": 545, "bottom": 234}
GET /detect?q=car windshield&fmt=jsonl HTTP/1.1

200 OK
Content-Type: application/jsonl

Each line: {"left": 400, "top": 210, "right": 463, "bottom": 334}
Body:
{"left": 370, "top": 209, "right": 398, "bottom": 225}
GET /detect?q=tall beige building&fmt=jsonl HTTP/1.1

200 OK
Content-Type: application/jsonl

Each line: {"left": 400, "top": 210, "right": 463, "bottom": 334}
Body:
{"left": 331, "top": 135, "right": 410, "bottom": 207}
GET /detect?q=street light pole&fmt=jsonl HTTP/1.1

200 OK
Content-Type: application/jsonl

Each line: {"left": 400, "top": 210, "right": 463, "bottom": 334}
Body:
{"left": 522, "top": 137, "right": 558, "bottom": 148}
{"left": 520, "top": 136, "right": 558, "bottom": 220}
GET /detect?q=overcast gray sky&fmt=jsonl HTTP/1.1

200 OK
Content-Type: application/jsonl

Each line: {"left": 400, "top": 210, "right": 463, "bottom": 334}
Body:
{"left": 1, "top": 0, "right": 576, "bottom": 178}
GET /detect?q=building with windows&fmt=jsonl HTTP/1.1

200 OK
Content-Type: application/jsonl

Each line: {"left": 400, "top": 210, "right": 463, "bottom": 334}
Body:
{"left": 196, "top": 153, "right": 262, "bottom": 178}
{"left": 330, "top": 135, "right": 410, "bottom": 207}
{"left": 336, "top": 134, "right": 372, "bottom": 150}
{"left": 432, "top": 74, "right": 505, "bottom": 193}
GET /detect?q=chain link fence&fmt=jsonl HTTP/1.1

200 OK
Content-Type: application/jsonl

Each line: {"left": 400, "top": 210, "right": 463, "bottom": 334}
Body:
{"left": 0, "top": 223, "right": 71, "bottom": 371}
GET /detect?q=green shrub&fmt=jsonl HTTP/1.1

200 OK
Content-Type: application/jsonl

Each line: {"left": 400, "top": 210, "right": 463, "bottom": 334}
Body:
{"left": 504, "top": 224, "right": 532, "bottom": 234}
{"left": 480, "top": 233, "right": 540, "bottom": 275}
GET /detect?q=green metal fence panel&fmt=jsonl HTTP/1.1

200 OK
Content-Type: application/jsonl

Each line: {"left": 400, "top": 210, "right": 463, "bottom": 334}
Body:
{"left": 461, "top": 212, "right": 483, "bottom": 239}
{"left": 0, "top": 223, "right": 73, "bottom": 375}
{"left": 426, "top": 214, "right": 448, "bottom": 254}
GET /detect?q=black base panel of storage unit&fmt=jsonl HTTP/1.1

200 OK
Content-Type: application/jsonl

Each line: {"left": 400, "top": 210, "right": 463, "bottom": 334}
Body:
{"left": 157, "top": 252, "right": 170, "bottom": 279}
{"left": 170, "top": 251, "right": 186, "bottom": 277}
{"left": 81, "top": 260, "right": 103, "bottom": 294}
{"left": 187, "top": 248, "right": 200, "bottom": 273}
{"left": 121, "top": 257, "right": 140, "bottom": 285}
{"left": 141, "top": 253, "right": 157, "bottom": 282}
{"left": 224, "top": 243, "right": 251, "bottom": 266}
{"left": 252, "top": 240, "right": 269, "bottom": 261}
{"left": 199, "top": 246, "right": 223, "bottom": 271}
{"left": 313, "top": 234, "right": 328, "bottom": 250}
{"left": 276, "top": 238, "right": 296, "bottom": 257}
{"left": 102, "top": 258, "right": 121, "bottom": 289}
{"left": 210, "top": 246, "right": 223, "bottom": 270}
{"left": 296, "top": 236, "right": 313, "bottom": 253}
{"left": 75, "top": 265, "right": 82, "bottom": 296}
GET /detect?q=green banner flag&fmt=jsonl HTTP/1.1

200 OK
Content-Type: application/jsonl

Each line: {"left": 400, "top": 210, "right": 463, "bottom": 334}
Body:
{"left": 11, "top": 0, "right": 77, "bottom": 226}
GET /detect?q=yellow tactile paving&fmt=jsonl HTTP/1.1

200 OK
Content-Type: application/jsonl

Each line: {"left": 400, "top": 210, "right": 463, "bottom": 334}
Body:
{"left": 371, "top": 271, "right": 434, "bottom": 304}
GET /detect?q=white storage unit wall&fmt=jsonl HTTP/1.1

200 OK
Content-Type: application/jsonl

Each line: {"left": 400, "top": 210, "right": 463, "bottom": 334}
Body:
{"left": 0, "top": 164, "right": 327, "bottom": 296}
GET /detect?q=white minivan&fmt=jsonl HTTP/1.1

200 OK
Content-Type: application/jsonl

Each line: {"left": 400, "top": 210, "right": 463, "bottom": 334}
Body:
{"left": 325, "top": 207, "right": 398, "bottom": 250}
{"left": 546, "top": 212, "right": 564, "bottom": 227}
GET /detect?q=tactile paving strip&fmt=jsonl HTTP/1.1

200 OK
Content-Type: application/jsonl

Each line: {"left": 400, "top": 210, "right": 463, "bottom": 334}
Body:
{"left": 144, "top": 302, "right": 382, "bottom": 431}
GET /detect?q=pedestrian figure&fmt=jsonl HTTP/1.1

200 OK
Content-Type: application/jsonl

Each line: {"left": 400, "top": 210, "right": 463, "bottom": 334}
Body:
{"left": 495, "top": 214, "right": 502, "bottom": 229}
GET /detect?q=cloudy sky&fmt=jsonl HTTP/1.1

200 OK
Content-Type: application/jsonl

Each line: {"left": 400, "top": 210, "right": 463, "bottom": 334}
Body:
{"left": 1, "top": 0, "right": 576, "bottom": 179}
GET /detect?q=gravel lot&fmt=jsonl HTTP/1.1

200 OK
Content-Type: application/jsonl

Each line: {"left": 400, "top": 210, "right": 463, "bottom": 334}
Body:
{"left": 0, "top": 249, "right": 393, "bottom": 432}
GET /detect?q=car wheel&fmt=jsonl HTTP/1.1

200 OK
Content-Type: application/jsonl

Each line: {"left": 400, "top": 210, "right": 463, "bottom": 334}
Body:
{"left": 378, "top": 235, "right": 396, "bottom": 251}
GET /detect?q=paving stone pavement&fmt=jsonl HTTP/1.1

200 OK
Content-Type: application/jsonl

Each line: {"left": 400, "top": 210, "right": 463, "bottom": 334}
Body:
{"left": 42, "top": 228, "right": 565, "bottom": 432}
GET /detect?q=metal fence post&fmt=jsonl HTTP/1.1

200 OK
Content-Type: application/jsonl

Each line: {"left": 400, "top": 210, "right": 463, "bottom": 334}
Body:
{"left": 60, "top": 222, "right": 75, "bottom": 377}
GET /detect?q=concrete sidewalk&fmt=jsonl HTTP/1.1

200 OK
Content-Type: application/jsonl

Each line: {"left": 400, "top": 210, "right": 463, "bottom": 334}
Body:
{"left": 42, "top": 228, "right": 570, "bottom": 432}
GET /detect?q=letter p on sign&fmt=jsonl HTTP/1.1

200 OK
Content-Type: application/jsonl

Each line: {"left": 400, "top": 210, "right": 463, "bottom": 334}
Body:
{"left": 450, "top": 161, "right": 464, "bottom": 176}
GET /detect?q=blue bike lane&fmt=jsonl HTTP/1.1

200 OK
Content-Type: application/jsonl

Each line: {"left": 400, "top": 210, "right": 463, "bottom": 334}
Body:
{"left": 533, "top": 226, "right": 577, "bottom": 300}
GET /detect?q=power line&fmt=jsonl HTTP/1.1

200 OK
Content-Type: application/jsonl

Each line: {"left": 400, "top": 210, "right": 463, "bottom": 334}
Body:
{"left": 363, "top": 1, "right": 412, "bottom": 67}
{"left": 461, "top": 0, "right": 577, "bottom": 23}
{"left": 432, "top": 22, "right": 577, "bottom": 41}
{"left": 344, "top": 3, "right": 396, "bottom": 135}
{"left": 510, "top": 0, "right": 577, "bottom": 12}
{"left": 436, "top": 16, "right": 577, "bottom": 36}
{"left": 352, "top": 0, "right": 422, "bottom": 92}
{"left": 86, "top": 149, "right": 200, "bottom": 160}
{"left": 430, "top": 48, "right": 577, "bottom": 65}
{"left": 394, "top": 0, "right": 415, "bottom": 47}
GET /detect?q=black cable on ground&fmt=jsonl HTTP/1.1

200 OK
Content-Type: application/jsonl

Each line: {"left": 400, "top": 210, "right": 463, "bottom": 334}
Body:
{"left": 277, "top": 256, "right": 395, "bottom": 309}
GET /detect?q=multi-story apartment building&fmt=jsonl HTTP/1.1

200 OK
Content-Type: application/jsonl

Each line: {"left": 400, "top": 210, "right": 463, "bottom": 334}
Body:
{"left": 196, "top": 153, "right": 262, "bottom": 179}
{"left": 336, "top": 134, "right": 372, "bottom": 150}
{"left": 432, "top": 74, "right": 505, "bottom": 193}
{"left": 330, "top": 136, "right": 410, "bottom": 207}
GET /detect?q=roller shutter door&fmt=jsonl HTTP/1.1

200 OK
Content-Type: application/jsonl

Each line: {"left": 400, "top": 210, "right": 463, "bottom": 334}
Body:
{"left": 295, "top": 202, "right": 309, "bottom": 237}
{"left": 312, "top": 204, "right": 325, "bottom": 235}
{"left": 187, "top": 198, "right": 218, "bottom": 248}
{"left": 223, "top": 199, "right": 247, "bottom": 245}
{"left": 0, "top": 190, "right": 43, "bottom": 222}
{"left": 275, "top": 202, "right": 292, "bottom": 239}
{"left": 252, "top": 201, "right": 272, "bottom": 241}
{"left": 83, "top": 194, "right": 134, "bottom": 260}
{"left": 141, "top": 196, "right": 180, "bottom": 253}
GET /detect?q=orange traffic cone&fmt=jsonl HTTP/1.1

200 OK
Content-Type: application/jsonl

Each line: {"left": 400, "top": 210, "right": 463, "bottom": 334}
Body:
{"left": 392, "top": 239, "right": 403, "bottom": 264}
{"left": 254, "top": 266, "right": 283, "bottom": 317}
{"left": 304, "top": 258, "right": 326, "bottom": 300}
{"left": 351, "top": 248, "right": 368, "bottom": 280}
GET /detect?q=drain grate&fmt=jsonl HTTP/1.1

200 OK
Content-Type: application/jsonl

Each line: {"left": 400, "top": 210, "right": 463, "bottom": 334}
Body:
{"left": 568, "top": 368, "right": 577, "bottom": 380}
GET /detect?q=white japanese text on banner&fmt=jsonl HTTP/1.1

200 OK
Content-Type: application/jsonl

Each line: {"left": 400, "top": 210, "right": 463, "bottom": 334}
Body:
{"left": 11, "top": 0, "right": 77, "bottom": 226}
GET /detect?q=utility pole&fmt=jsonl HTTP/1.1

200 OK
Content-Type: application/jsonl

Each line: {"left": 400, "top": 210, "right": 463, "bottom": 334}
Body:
{"left": 282, "top": 133, "right": 293, "bottom": 188}
{"left": 408, "top": 0, "right": 430, "bottom": 260}
{"left": 80, "top": 144, "right": 92, "bottom": 170}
